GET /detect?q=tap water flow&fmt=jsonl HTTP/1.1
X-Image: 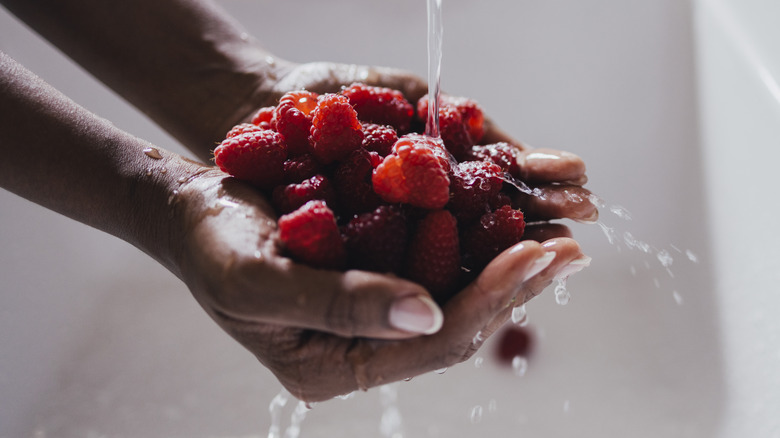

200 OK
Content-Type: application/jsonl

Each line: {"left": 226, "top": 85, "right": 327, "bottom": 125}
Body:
{"left": 426, "top": 0, "right": 443, "bottom": 138}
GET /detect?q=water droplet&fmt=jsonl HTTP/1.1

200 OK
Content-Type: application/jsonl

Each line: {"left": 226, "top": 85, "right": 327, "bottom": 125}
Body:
{"left": 472, "top": 331, "right": 484, "bottom": 345}
{"left": 159, "top": 167, "right": 167, "bottom": 174}
{"left": 474, "top": 357, "right": 484, "bottom": 368}
{"left": 587, "top": 193, "right": 607, "bottom": 208}
{"left": 597, "top": 221, "right": 618, "bottom": 245}
{"left": 563, "top": 399, "right": 571, "bottom": 413}
{"left": 143, "top": 147, "right": 162, "bottom": 159}
{"left": 254, "top": 250, "right": 264, "bottom": 260}
{"left": 672, "top": 290, "right": 684, "bottom": 305}
{"left": 145, "top": 168, "right": 153, "bottom": 176}
{"left": 435, "top": 367, "right": 448, "bottom": 375}
{"left": 653, "top": 278, "right": 661, "bottom": 289}
{"left": 240, "top": 32, "right": 249, "bottom": 41}
{"left": 267, "top": 389, "right": 290, "bottom": 438}
{"left": 564, "top": 190, "right": 584, "bottom": 203}
{"left": 265, "top": 55, "right": 276, "bottom": 66}
{"left": 511, "top": 356, "right": 528, "bottom": 376}
{"left": 610, "top": 204, "right": 633, "bottom": 220}
{"left": 469, "top": 405, "right": 483, "bottom": 424}
{"left": 166, "top": 189, "right": 179, "bottom": 205}
{"left": 511, "top": 304, "right": 528, "bottom": 326}
{"left": 554, "top": 278, "right": 570, "bottom": 305}
{"left": 686, "top": 249, "right": 699, "bottom": 263}
{"left": 336, "top": 391, "right": 356, "bottom": 400}
{"left": 177, "top": 176, "right": 188, "bottom": 184}
{"left": 657, "top": 249, "right": 674, "bottom": 268}
{"left": 488, "top": 399, "right": 498, "bottom": 413}
{"left": 402, "top": 377, "right": 413, "bottom": 382}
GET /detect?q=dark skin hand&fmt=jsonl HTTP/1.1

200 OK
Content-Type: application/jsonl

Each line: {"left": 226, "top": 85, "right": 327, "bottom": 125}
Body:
{"left": 1, "top": 0, "right": 597, "bottom": 402}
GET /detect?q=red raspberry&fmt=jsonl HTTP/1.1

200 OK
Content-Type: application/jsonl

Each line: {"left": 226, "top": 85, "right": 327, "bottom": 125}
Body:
{"left": 343, "top": 205, "right": 408, "bottom": 273}
{"left": 225, "top": 123, "right": 263, "bottom": 139}
{"left": 447, "top": 160, "right": 505, "bottom": 223}
{"left": 361, "top": 123, "right": 398, "bottom": 157}
{"left": 274, "top": 91, "right": 319, "bottom": 156}
{"left": 341, "top": 83, "right": 414, "bottom": 133}
{"left": 251, "top": 106, "right": 276, "bottom": 130}
{"left": 282, "top": 154, "right": 323, "bottom": 184}
{"left": 496, "top": 326, "right": 533, "bottom": 364}
{"left": 272, "top": 174, "right": 336, "bottom": 215}
{"left": 213, "top": 130, "right": 287, "bottom": 189}
{"left": 469, "top": 142, "right": 521, "bottom": 178}
{"left": 333, "top": 149, "right": 384, "bottom": 215}
{"left": 417, "top": 94, "right": 485, "bottom": 143}
{"left": 278, "top": 200, "right": 346, "bottom": 269}
{"left": 462, "top": 205, "right": 526, "bottom": 271}
{"left": 372, "top": 137, "right": 451, "bottom": 209}
{"left": 309, "top": 93, "right": 364, "bottom": 164}
{"left": 405, "top": 210, "right": 461, "bottom": 300}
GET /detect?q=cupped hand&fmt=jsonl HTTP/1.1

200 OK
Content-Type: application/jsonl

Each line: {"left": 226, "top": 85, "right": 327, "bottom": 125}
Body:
{"left": 170, "top": 165, "right": 587, "bottom": 402}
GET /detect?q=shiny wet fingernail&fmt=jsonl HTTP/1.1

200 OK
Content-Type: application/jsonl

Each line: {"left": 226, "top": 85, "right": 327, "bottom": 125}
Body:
{"left": 389, "top": 295, "right": 443, "bottom": 335}
{"left": 523, "top": 251, "right": 556, "bottom": 282}
{"left": 554, "top": 256, "right": 592, "bottom": 280}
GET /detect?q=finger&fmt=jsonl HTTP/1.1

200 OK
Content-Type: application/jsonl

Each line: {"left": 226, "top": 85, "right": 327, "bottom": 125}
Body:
{"left": 215, "top": 260, "right": 444, "bottom": 340}
{"left": 514, "top": 184, "right": 599, "bottom": 222}
{"left": 343, "top": 241, "right": 559, "bottom": 388}
{"left": 522, "top": 223, "right": 573, "bottom": 242}
{"left": 481, "top": 237, "right": 588, "bottom": 335}
{"left": 517, "top": 148, "right": 587, "bottom": 185}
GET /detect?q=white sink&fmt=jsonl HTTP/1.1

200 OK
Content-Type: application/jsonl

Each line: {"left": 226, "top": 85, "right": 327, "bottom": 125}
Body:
{"left": 2, "top": 0, "right": 775, "bottom": 436}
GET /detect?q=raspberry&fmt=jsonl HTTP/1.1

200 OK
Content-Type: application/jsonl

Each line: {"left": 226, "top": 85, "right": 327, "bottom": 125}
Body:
{"left": 447, "top": 160, "right": 505, "bottom": 223}
{"left": 341, "top": 83, "right": 414, "bottom": 133}
{"left": 417, "top": 94, "right": 485, "bottom": 144}
{"left": 274, "top": 91, "right": 319, "bottom": 156}
{"left": 272, "top": 174, "right": 337, "bottom": 215}
{"left": 309, "top": 93, "right": 364, "bottom": 164}
{"left": 405, "top": 210, "right": 461, "bottom": 300}
{"left": 333, "top": 148, "right": 384, "bottom": 215}
{"left": 372, "top": 137, "right": 451, "bottom": 209}
{"left": 282, "top": 154, "right": 323, "bottom": 184}
{"left": 343, "top": 205, "right": 408, "bottom": 273}
{"left": 496, "top": 326, "right": 533, "bottom": 364}
{"left": 225, "top": 123, "right": 263, "bottom": 139}
{"left": 462, "top": 205, "right": 526, "bottom": 271}
{"left": 361, "top": 123, "right": 398, "bottom": 157}
{"left": 213, "top": 130, "right": 287, "bottom": 189}
{"left": 278, "top": 200, "right": 346, "bottom": 269}
{"left": 251, "top": 106, "right": 276, "bottom": 129}
{"left": 469, "top": 142, "right": 521, "bottom": 178}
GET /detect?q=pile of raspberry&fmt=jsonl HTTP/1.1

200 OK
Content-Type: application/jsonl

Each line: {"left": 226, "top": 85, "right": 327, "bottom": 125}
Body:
{"left": 214, "top": 83, "right": 527, "bottom": 303}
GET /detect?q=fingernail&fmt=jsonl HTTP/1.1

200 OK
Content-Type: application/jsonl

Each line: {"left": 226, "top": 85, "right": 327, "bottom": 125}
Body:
{"left": 574, "top": 210, "right": 599, "bottom": 224}
{"left": 523, "top": 251, "right": 556, "bottom": 282}
{"left": 554, "top": 256, "right": 592, "bottom": 280}
{"left": 389, "top": 295, "right": 443, "bottom": 335}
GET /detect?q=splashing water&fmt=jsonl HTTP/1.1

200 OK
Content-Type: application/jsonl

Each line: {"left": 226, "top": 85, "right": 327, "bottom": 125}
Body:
{"left": 554, "top": 277, "right": 571, "bottom": 306}
{"left": 283, "top": 402, "right": 309, "bottom": 438}
{"left": 267, "top": 389, "right": 290, "bottom": 438}
{"left": 379, "top": 383, "right": 405, "bottom": 438}
{"left": 511, "top": 304, "right": 529, "bottom": 327}
{"left": 512, "top": 356, "right": 529, "bottom": 377}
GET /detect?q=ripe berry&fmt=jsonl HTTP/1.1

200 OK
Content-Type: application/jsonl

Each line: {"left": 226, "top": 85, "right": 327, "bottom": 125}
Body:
{"left": 342, "top": 83, "right": 414, "bottom": 133}
{"left": 278, "top": 200, "right": 346, "bottom": 269}
{"left": 251, "top": 106, "right": 276, "bottom": 130}
{"left": 274, "top": 91, "right": 319, "bottom": 156}
{"left": 405, "top": 209, "right": 461, "bottom": 300}
{"left": 372, "top": 137, "right": 451, "bottom": 209}
{"left": 462, "top": 205, "right": 526, "bottom": 271}
{"left": 309, "top": 93, "right": 364, "bottom": 164}
{"left": 469, "top": 142, "right": 521, "bottom": 178}
{"left": 361, "top": 123, "right": 398, "bottom": 157}
{"left": 496, "top": 326, "right": 533, "bottom": 364}
{"left": 282, "top": 154, "right": 323, "bottom": 184}
{"left": 225, "top": 123, "right": 263, "bottom": 139}
{"left": 343, "top": 205, "right": 408, "bottom": 273}
{"left": 213, "top": 130, "right": 287, "bottom": 189}
{"left": 417, "top": 94, "right": 485, "bottom": 144}
{"left": 333, "top": 148, "right": 384, "bottom": 215}
{"left": 447, "top": 160, "right": 505, "bottom": 224}
{"left": 272, "top": 174, "right": 337, "bottom": 215}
